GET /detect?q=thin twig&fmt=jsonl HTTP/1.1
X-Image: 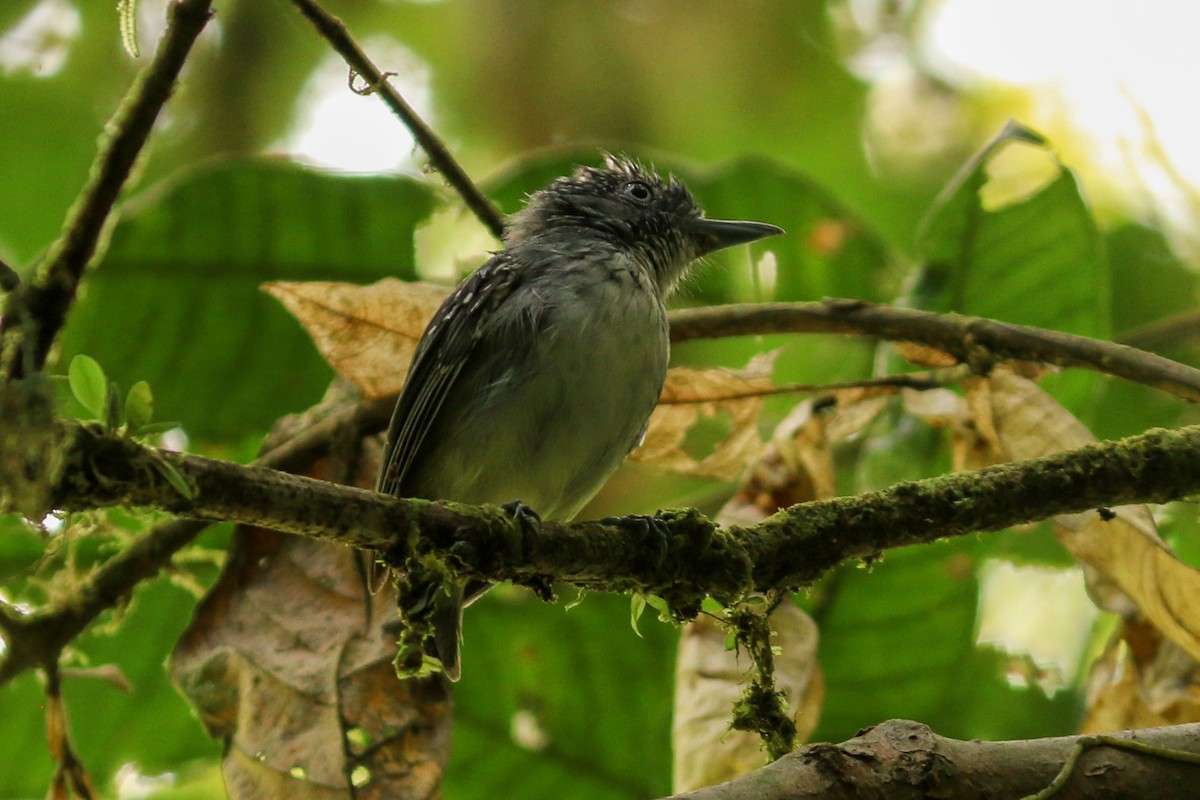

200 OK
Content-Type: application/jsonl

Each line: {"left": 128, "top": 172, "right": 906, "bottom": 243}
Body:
{"left": 0, "top": 0, "right": 215, "bottom": 380}
{"left": 1023, "top": 734, "right": 1200, "bottom": 800}
{"left": 44, "top": 665, "right": 97, "bottom": 799}
{"left": 290, "top": 0, "right": 506, "bottom": 239}
{"left": 668, "top": 300, "right": 1200, "bottom": 403}
{"left": 659, "top": 366, "right": 971, "bottom": 405}
{"left": 1118, "top": 308, "right": 1200, "bottom": 352}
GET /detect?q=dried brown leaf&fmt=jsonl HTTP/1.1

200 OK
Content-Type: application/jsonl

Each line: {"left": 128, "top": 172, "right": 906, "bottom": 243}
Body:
{"left": 171, "top": 527, "right": 450, "bottom": 799}
{"left": 264, "top": 279, "right": 449, "bottom": 398}
{"left": 171, "top": 439, "right": 450, "bottom": 799}
{"left": 892, "top": 340, "right": 959, "bottom": 367}
{"left": 821, "top": 390, "right": 892, "bottom": 443}
{"left": 983, "top": 370, "right": 1200, "bottom": 662}
{"left": 630, "top": 352, "right": 777, "bottom": 479}
{"left": 904, "top": 384, "right": 1002, "bottom": 472}
{"left": 1083, "top": 618, "right": 1200, "bottom": 733}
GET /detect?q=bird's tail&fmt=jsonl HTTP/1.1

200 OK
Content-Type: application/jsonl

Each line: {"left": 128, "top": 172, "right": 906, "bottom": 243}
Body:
{"left": 426, "top": 582, "right": 465, "bottom": 682}
{"left": 396, "top": 572, "right": 465, "bottom": 682}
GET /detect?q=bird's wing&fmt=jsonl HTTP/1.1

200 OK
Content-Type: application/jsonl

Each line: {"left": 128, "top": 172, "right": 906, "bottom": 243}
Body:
{"left": 376, "top": 253, "right": 521, "bottom": 498}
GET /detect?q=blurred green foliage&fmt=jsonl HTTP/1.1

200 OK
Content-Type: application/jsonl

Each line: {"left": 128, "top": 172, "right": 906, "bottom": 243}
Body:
{"left": 3, "top": 1, "right": 1200, "bottom": 798}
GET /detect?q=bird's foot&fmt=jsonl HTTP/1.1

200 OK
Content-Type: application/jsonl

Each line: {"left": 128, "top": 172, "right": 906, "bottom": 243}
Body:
{"left": 601, "top": 514, "right": 670, "bottom": 569}
{"left": 502, "top": 499, "right": 542, "bottom": 538}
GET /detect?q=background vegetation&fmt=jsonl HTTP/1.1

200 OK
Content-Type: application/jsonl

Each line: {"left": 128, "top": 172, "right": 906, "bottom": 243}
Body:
{"left": 3, "top": 1, "right": 1200, "bottom": 797}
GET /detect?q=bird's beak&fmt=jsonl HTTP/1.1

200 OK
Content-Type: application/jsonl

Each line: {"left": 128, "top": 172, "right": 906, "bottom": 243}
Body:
{"left": 683, "top": 217, "right": 784, "bottom": 257}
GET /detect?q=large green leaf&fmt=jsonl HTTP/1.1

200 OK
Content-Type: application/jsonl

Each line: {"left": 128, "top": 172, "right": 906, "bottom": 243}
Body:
{"left": 914, "top": 123, "right": 1108, "bottom": 341}
{"left": 907, "top": 123, "right": 1109, "bottom": 411}
{"left": 0, "top": 3, "right": 140, "bottom": 268}
{"left": 1091, "top": 223, "right": 1200, "bottom": 439}
{"left": 808, "top": 537, "right": 1081, "bottom": 744}
{"left": 448, "top": 591, "right": 676, "bottom": 799}
{"left": 58, "top": 159, "right": 436, "bottom": 442}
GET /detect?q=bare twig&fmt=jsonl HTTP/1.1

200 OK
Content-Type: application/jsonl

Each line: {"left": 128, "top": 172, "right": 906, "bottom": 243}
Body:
{"left": 659, "top": 366, "right": 972, "bottom": 405}
{"left": 290, "top": 0, "right": 506, "bottom": 239}
{"left": 668, "top": 300, "right": 1200, "bottom": 404}
{"left": 44, "top": 665, "right": 97, "bottom": 800}
{"left": 1118, "top": 308, "right": 1200, "bottom": 352}
{"left": 1023, "top": 733, "right": 1200, "bottom": 800}
{"left": 0, "top": 0, "right": 215, "bottom": 380}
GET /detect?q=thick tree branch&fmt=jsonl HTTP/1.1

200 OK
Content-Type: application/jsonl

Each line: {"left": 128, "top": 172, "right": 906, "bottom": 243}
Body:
{"left": 6, "top": 418, "right": 1200, "bottom": 619}
{"left": 5, "top": 296, "right": 1199, "bottom": 685}
{"left": 669, "top": 300, "right": 1200, "bottom": 403}
{"left": 667, "top": 719, "right": 1200, "bottom": 800}
{"left": 289, "top": 0, "right": 506, "bottom": 238}
{"left": 0, "top": 0, "right": 215, "bottom": 379}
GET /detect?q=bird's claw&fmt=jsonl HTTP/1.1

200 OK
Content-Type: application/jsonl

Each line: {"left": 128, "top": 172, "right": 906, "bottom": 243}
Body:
{"left": 502, "top": 499, "right": 542, "bottom": 537}
{"left": 601, "top": 514, "right": 670, "bottom": 569}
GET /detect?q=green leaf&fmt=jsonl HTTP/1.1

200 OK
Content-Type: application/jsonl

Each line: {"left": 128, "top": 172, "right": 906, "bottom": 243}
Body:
{"left": 151, "top": 457, "right": 195, "bottom": 501}
{"left": 914, "top": 122, "right": 1107, "bottom": 341}
{"left": 807, "top": 537, "right": 1081, "bottom": 744}
{"left": 449, "top": 592, "right": 675, "bottom": 798}
{"left": 643, "top": 593, "right": 671, "bottom": 622}
{"left": 125, "top": 380, "right": 153, "bottom": 431}
{"left": 68, "top": 354, "right": 108, "bottom": 419}
{"left": 630, "top": 594, "right": 646, "bottom": 637}
{"left": 134, "top": 420, "right": 181, "bottom": 437}
{"left": 59, "top": 158, "right": 437, "bottom": 443}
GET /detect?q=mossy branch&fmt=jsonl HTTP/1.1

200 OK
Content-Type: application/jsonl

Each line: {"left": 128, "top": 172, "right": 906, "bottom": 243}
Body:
{"left": 5, "top": 404, "right": 1200, "bottom": 679}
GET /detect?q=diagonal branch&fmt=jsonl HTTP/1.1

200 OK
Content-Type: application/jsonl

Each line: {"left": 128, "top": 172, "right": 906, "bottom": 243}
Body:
{"left": 669, "top": 300, "right": 1200, "bottom": 403}
{"left": 0, "top": 0, "right": 216, "bottom": 380}
{"left": 289, "top": 0, "right": 506, "bottom": 239}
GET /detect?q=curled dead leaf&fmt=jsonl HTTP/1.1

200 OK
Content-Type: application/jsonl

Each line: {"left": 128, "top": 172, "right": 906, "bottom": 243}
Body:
{"left": 264, "top": 279, "right": 449, "bottom": 398}
{"left": 630, "top": 352, "right": 779, "bottom": 480}
{"left": 1083, "top": 617, "right": 1200, "bottom": 733}
{"left": 891, "top": 340, "right": 959, "bottom": 368}
{"left": 978, "top": 369, "right": 1200, "bottom": 663}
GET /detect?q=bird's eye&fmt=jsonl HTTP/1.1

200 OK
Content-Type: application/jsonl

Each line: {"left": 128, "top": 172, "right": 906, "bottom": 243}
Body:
{"left": 623, "top": 181, "right": 653, "bottom": 203}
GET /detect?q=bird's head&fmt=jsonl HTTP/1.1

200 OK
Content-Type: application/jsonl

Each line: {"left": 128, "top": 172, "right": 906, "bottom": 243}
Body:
{"left": 505, "top": 155, "right": 783, "bottom": 293}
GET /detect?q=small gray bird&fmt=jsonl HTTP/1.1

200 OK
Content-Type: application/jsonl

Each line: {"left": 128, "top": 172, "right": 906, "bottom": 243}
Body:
{"left": 376, "top": 156, "right": 782, "bottom": 680}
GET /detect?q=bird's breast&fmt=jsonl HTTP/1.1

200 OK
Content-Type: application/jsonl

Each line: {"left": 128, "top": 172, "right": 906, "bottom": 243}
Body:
{"left": 419, "top": 264, "right": 670, "bottom": 520}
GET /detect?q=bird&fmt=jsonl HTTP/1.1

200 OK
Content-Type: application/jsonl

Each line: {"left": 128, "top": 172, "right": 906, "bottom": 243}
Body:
{"left": 375, "top": 155, "right": 782, "bottom": 681}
